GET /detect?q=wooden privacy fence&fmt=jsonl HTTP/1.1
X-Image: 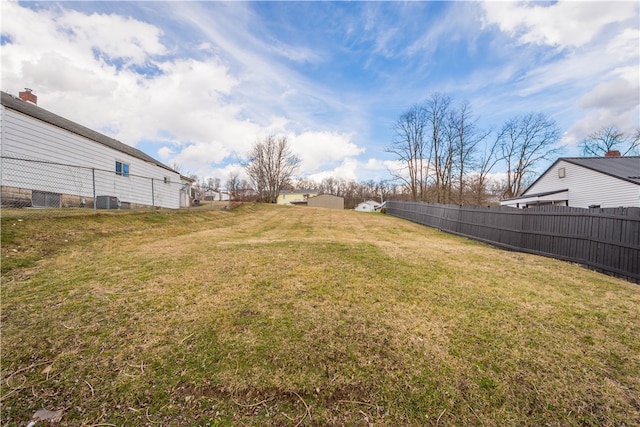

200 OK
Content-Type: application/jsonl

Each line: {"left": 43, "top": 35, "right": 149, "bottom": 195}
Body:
{"left": 386, "top": 200, "right": 640, "bottom": 284}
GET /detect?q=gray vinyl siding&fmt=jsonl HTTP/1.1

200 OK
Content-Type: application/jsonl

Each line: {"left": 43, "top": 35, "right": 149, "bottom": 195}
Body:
{"left": 526, "top": 160, "right": 640, "bottom": 208}
{"left": 1, "top": 105, "right": 182, "bottom": 208}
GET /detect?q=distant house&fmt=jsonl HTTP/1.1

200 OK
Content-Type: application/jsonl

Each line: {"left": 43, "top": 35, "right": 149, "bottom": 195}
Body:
{"left": 211, "top": 189, "right": 231, "bottom": 202}
{"left": 198, "top": 187, "right": 231, "bottom": 202}
{"left": 276, "top": 189, "right": 318, "bottom": 205}
{"left": 500, "top": 155, "right": 640, "bottom": 209}
{"left": 355, "top": 200, "right": 383, "bottom": 212}
{"left": 0, "top": 90, "right": 188, "bottom": 209}
{"left": 307, "top": 194, "right": 344, "bottom": 210}
{"left": 179, "top": 175, "right": 195, "bottom": 207}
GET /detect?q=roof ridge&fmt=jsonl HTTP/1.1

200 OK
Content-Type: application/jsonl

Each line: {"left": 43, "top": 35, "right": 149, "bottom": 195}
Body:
{"left": 561, "top": 156, "right": 640, "bottom": 159}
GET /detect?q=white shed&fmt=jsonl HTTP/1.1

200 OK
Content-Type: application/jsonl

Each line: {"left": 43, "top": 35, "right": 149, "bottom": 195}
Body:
{"left": 500, "top": 156, "right": 640, "bottom": 209}
{"left": 355, "top": 200, "right": 382, "bottom": 212}
{"left": 1, "top": 90, "right": 185, "bottom": 209}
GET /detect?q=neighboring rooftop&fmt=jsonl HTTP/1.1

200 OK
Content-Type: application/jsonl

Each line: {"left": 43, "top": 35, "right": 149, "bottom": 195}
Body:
{"left": 561, "top": 156, "right": 640, "bottom": 185}
{"left": 501, "top": 189, "right": 568, "bottom": 203}
{"left": 1, "top": 91, "right": 176, "bottom": 173}
{"left": 520, "top": 156, "right": 640, "bottom": 196}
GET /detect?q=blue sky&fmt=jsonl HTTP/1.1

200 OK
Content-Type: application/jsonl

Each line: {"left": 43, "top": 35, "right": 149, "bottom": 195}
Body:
{"left": 2, "top": 1, "right": 638, "bottom": 184}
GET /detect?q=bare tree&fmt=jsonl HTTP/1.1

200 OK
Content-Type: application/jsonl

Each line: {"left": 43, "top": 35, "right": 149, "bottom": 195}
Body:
{"left": 245, "top": 135, "right": 300, "bottom": 203}
{"left": 170, "top": 162, "right": 183, "bottom": 174}
{"left": 579, "top": 124, "right": 640, "bottom": 156}
{"left": 386, "top": 104, "right": 430, "bottom": 201}
{"left": 206, "top": 177, "right": 221, "bottom": 192}
{"left": 468, "top": 135, "right": 501, "bottom": 206}
{"left": 425, "top": 93, "right": 452, "bottom": 203}
{"left": 226, "top": 172, "right": 241, "bottom": 201}
{"left": 378, "top": 179, "right": 398, "bottom": 202}
{"left": 319, "top": 177, "right": 338, "bottom": 195}
{"left": 447, "top": 102, "right": 490, "bottom": 205}
{"left": 497, "top": 113, "right": 562, "bottom": 199}
{"left": 227, "top": 172, "right": 253, "bottom": 202}
{"left": 441, "top": 112, "right": 458, "bottom": 204}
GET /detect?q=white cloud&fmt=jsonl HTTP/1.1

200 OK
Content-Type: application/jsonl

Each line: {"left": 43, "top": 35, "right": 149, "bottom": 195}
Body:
{"left": 163, "top": 1, "right": 346, "bottom": 129}
{"left": 306, "top": 157, "right": 399, "bottom": 184}
{"left": 578, "top": 76, "right": 638, "bottom": 115}
{"left": 290, "top": 131, "right": 364, "bottom": 173}
{"left": 306, "top": 158, "right": 359, "bottom": 182}
{"left": 565, "top": 55, "right": 639, "bottom": 145}
{"left": 476, "top": 1, "right": 639, "bottom": 152}
{"left": 481, "top": 1, "right": 636, "bottom": 49}
{"left": 566, "top": 84, "right": 640, "bottom": 147}
{"left": 173, "top": 141, "right": 230, "bottom": 167}
{"left": 59, "top": 8, "right": 167, "bottom": 64}
{"left": 4, "top": 0, "right": 636, "bottom": 187}
{"left": 407, "top": 2, "right": 481, "bottom": 57}
{"left": 360, "top": 158, "right": 401, "bottom": 182}
{"left": 202, "top": 163, "right": 248, "bottom": 185}
{"left": 157, "top": 146, "right": 174, "bottom": 160}
{"left": 0, "top": 2, "right": 391, "bottom": 183}
{"left": 1, "top": 2, "right": 299, "bottom": 172}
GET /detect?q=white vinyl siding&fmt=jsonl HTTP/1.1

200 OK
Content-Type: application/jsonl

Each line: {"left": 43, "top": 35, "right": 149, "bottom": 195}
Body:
{"left": 1, "top": 105, "right": 182, "bottom": 208}
{"left": 525, "top": 160, "right": 640, "bottom": 208}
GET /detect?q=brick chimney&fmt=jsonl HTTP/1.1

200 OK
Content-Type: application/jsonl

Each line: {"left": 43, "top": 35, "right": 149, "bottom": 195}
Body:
{"left": 605, "top": 150, "right": 621, "bottom": 157}
{"left": 18, "top": 88, "right": 37, "bottom": 105}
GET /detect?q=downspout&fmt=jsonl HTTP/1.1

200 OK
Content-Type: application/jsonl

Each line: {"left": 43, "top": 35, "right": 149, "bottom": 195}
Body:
{"left": 92, "top": 168, "right": 96, "bottom": 213}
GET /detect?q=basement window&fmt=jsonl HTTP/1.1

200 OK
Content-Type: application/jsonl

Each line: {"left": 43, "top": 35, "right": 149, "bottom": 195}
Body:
{"left": 115, "top": 161, "right": 129, "bottom": 177}
{"left": 32, "top": 191, "right": 61, "bottom": 208}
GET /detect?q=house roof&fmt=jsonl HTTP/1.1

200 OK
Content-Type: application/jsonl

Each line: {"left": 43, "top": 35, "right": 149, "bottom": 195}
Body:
{"left": 503, "top": 189, "right": 569, "bottom": 202}
{"left": 1, "top": 91, "right": 177, "bottom": 174}
{"left": 310, "top": 194, "right": 343, "bottom": 199}
{"left": 562, "top": 157, "right": 640, "bottom": 185}
{"left": 521, "top": 156, "right": 640, "bottom": 196}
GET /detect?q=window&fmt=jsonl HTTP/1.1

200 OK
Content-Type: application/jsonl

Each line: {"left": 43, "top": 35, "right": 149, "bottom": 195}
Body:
{"left": 558, "top": 167, "right": 565, "bottom": 178}
{"left": 116, "top": 161, "right": 129, "bottom": 177}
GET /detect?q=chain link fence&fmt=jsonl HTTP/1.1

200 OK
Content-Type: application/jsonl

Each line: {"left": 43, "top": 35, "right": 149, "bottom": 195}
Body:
{"left": 1, "top": 154, "right": 193, "bottom": 213}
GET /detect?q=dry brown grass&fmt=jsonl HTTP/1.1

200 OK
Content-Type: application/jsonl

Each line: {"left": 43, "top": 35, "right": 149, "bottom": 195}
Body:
{"left": 2, "top": 203, "right": 639, "bottom": 426}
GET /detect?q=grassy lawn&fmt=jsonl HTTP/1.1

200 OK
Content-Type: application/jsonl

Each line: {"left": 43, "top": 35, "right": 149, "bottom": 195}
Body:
{"left": 2, "top": 204, "right": 639, "bottom": 426}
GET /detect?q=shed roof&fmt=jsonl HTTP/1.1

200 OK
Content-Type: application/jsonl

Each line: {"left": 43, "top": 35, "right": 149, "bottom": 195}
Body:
{"left": 1, "top": 91, "right": 177, "bottom": 174}
{"left": 501, "top": 189, "right": 569, "bottom": 204}
{"left": 280, "top": 189, "right": 317, "bottom": 194}
{"left": 309, "top": 194, "right": 343, "bottom": 199}
{"left": 503, "top": 189, "right": 569, "bottom": 202}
